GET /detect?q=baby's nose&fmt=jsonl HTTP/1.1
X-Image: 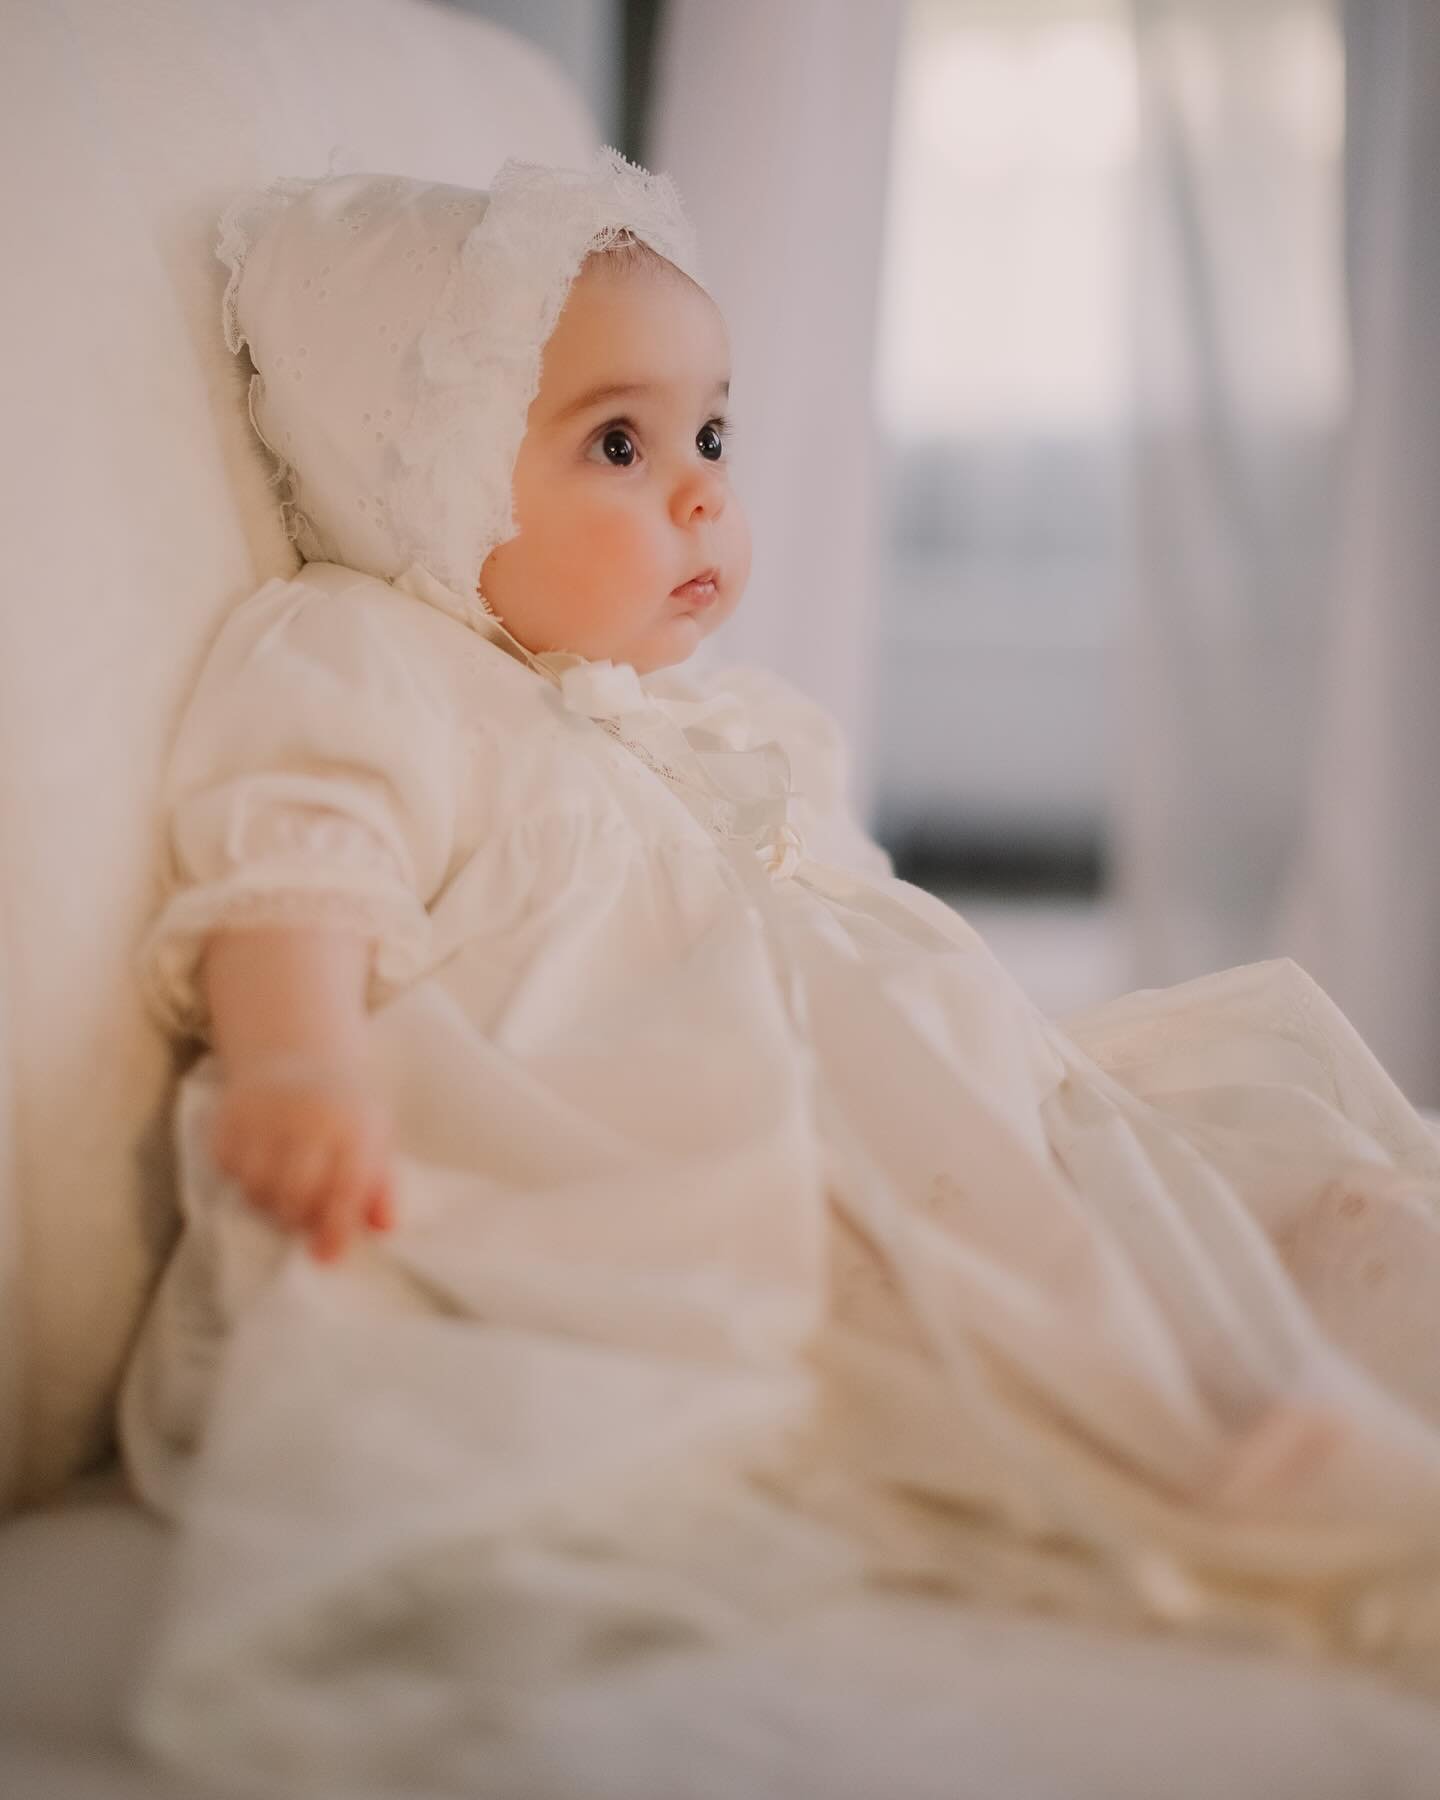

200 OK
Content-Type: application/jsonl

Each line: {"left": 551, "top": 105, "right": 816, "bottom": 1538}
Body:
{"left": 673, "top": 465, "right": 726, "bottom": 524}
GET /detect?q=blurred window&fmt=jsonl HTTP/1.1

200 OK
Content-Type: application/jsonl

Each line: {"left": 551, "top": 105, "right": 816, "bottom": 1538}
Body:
{"left": 873, "top": 0, "right": 1344, "bottom": 877}
{"left": 873, "top": 0, "right": 1137, "bottom": 860}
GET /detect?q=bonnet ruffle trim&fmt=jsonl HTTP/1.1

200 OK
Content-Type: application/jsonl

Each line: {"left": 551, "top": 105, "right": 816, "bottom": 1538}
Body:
{"left": 215, "top": 149, "right": 699, "bottom": 598}
{"left": 395, "top": 147, "right": 701, "bottom": 602}
{"left": 215, "top": 172, "right": 328, "bottom": 559}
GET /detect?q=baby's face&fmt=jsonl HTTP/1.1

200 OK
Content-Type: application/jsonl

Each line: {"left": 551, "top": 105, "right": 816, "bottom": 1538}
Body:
{"left": 478, "top": 253, "right": 749, "bottom": 674}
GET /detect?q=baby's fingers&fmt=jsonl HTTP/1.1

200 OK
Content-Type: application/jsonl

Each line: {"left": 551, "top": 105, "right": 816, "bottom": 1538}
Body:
{"left": 308, "top": 1153, "right": 388, "bottom": 1264}
{"left": 210, "top": 1104, "right": 316, "bottom": 1226}
{"left": 307, "top": 1204, "right": 353, "bottom": 1265}
{"left": 269, "top": 1138, "right": 338, "bottom": 1230}
{"left": 224, "top": 1134, "right": 295, "bottom": 1219}
{"left": 365, "top": 1182, "right": 396, "bottom": 1233}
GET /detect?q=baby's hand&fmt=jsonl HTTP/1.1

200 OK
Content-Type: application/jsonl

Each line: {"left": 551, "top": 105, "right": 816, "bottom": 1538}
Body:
{"left": 211, "top": 1057, "right": 395, "bottom": 1263}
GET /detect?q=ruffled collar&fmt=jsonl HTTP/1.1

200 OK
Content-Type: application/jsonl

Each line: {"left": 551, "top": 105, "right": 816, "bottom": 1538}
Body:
{"left": 393, "top": 561, "right": 805, "bottom": 877}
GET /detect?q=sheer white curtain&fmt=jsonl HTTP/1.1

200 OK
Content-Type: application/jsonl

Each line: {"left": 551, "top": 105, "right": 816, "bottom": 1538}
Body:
{"left": 1119, "top": 0, "right": 1347, "bottom": 989}
{"left": 1278, "top": 2, "right": 1440, "bottom": 1107}
{"left": 1125, "top": 0, "right": 1440, "bottom": 1105}
{"left": 648, "top": 0, "right": 903, "bottom": 814}
{"left": 0, "top": 986, "right": 18, "bottom": 1508}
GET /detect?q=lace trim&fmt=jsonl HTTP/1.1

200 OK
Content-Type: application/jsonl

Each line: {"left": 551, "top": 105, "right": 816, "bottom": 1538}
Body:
{"left": 1060, "top": 959, "right": 1440, "bottom": 1178}
{"left": 393, "top": 565, "right": 806, "bottom": 879}
{"left": 217, "top": 176, "right": 314, "bottom": 361}
{"left": 396, "top": 148, "right": 700, "bottom": 599}
{"left": 221, "top": 808, "right": 411, "bottom": 880}
{"left": 574, "top": 683, "right": 806, "bottom": 878}
{"left": 216, "top": 150, "right": 697, "bottom": 597}
{"left": 216, "top": 173, "right": 330, "bottom": 559}
{"left": 141, "top": 880, "right": 431, "bottom": 1038}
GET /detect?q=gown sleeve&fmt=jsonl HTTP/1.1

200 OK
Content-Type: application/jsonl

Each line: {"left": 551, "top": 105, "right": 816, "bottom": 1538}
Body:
{"left": 141, "top": 576, "right": 462, "bottom": 1037}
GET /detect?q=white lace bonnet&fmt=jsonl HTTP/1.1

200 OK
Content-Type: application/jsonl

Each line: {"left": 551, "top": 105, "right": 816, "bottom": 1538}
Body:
{"left": 217, "top": 149, "right": 700, "bottom": 609}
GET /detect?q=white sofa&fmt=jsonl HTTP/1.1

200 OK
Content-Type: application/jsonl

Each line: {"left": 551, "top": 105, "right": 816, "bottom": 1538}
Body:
{"left": 4, "top": 3, "right": 1440, "bottom": 1793}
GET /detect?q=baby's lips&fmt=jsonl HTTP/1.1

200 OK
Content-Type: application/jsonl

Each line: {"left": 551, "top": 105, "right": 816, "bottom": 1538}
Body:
{"left": 671, "top": 568, "right": 722, "bottom": 608}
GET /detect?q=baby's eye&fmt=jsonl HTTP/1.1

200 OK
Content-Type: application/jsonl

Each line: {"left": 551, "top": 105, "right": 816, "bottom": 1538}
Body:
{"left": 696, "top": 421, "right": 724, "bottom": 462}
{"left": 590, "top": 426, "right": 637, "bottom": 467}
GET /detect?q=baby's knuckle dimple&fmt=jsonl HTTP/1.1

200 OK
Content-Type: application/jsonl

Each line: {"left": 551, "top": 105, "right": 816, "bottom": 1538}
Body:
{"left": 290, "top": 1161, "right": 327, "bottom": 1209}
{"left": 278, "top": 1148, "right": 305, "bottom": 1190}
{"left": 301, "top": 1192, "right": 332, "bottom": 1233}
{"left": 331, "top": 1152, "right": 365, "bottom": 1195}
{"left": 273, "top": 1192, "right": 311, "bottom": 1231}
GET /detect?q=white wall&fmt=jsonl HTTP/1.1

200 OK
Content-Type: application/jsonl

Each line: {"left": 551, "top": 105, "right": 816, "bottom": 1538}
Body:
{"left": 444, "top": 0, "right": 622, "bottom": 142}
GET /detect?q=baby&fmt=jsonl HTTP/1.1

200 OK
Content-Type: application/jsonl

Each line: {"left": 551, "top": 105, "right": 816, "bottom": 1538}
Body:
{"left": 203, "top": 201, "right": 749, "bottom": 1265}
{"left": 124, "top": 149, "right": 1440, "bottom": 1789}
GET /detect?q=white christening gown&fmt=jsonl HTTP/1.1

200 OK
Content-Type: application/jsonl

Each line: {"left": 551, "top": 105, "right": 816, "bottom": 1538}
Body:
{"left": 120, "top": 559, "right": 1440, "bottom": 1798}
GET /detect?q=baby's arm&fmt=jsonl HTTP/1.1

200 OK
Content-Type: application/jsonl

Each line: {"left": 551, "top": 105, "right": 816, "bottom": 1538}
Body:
{"left": 204, "top": 926, "right": 394, "bottom": 1263}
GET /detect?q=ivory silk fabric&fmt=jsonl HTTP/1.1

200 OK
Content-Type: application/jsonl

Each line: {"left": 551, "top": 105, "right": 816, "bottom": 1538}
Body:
{"left": 120, "top": 558, "right": 1440, "bottom": 1797}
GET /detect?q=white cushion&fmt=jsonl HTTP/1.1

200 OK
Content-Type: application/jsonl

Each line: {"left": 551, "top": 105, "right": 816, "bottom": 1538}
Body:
{"left": 0, "top": 0, "right": 595, "bottom": 1505}
{"left": 5, "top": 1487, "right": 1440, "bottom": 1799}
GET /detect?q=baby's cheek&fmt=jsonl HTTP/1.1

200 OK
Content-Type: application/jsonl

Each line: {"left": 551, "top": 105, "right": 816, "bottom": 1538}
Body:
{"left": 563, "top": 507, "right": 664, "bottom": 608}
{"left": 723, "top": 508, "right": 752, "bottom": 597}
{"left": 583, "top": 507, "right": 656, "bottom": 573}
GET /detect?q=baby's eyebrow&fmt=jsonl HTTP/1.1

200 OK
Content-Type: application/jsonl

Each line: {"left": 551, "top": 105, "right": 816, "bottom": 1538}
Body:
{"left": 550, "top": 378, "right": 729, "bottom": 424}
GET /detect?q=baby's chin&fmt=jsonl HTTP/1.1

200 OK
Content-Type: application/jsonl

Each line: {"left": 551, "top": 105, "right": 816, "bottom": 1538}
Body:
{"left": 614, "top": 607, "right": 726, "bottom": 675}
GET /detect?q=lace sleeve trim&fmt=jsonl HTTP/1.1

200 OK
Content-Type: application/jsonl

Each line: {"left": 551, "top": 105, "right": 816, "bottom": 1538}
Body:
{"left": 140, "top": 877, "right": 431, "bottom": 1040}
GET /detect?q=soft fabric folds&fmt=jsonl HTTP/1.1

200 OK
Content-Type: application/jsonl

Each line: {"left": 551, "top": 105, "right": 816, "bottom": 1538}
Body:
{"left": 124, "top": 560, "right": 1440, "bottom": 1796}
